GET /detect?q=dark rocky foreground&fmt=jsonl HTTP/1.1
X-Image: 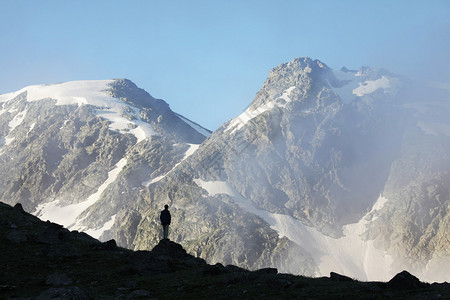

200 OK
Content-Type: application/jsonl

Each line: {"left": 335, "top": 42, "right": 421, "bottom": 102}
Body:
{"left": 0, "top": 202, "right": 448, "bottom": 299}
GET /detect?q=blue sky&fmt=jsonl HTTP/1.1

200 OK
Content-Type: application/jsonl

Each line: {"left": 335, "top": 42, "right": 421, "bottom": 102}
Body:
{"left": 1, "top": 0, "right": 449, "bottom": 130}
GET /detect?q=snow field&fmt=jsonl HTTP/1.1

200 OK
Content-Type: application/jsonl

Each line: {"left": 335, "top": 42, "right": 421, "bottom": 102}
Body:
{"left": 0, "top": 80, "right": 158, "bottom": 143}
{"left": 176, "top": 114, "right": 211, "bottom": 137}
{"left": 194, "top": 179, "right": 394, "bottom": 281}
{"left": 330, "top": 70, "right": 394, "bottom": 102}
{"left": 34, "top": 158, "right": 128, "bottom": 236}
{"left": 84, "top": 214, "right": 117, "bottom": 239}
{"left": 352, "top": 76, "right": 391, "bottom": 97}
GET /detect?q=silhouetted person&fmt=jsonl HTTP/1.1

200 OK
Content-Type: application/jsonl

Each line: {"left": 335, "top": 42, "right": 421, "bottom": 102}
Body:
{"left": 160, "top": 204, "right": 171, "bottom": 240}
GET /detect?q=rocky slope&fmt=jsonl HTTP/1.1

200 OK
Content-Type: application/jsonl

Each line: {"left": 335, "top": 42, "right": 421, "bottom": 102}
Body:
{"left": 1, "top": 201, "right": 448, "bottom": 299}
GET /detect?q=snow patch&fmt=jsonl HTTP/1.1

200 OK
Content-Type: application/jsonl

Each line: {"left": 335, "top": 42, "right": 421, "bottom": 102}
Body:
{"left": 3, "top": 110, "right": 28, "bottom": 146}
{"left": 225, "top": 86, "right": 296, "bottom": 134}
{"left": 352, "top": 76, "right": 391, "bottom": 96}
{"left": 183, "top": 143, "right": 200, "bottom": 160}
{"left": 144, "top": 175, "right": 165, "bottom": 186}
{"left": 130, "top": 119, "right": 158, "bottom": 143}
{"left": 177, "top": 114, "right": 211, "bottom": 137}
{"left": 8, "top": 110, "right": 27, "bottom": 131}
{"left": 84, "top": 214, "right": 117, "bottom": 239}
{"left": 95, "top": 105, "right": 157, "bottom": 143}
{"left": 194, "top": 178, "right": 394, "bottom": 281}
{"left": 142, "top": 143, "right": 200, "bottom": 186}
{"left": 4, "top": 136, "right": 15, "bottom": 146}
{"left": 329, "top": 70, "right": 359, "bottom": 103}
{"left": 0, "top": 80, "right": 114, "bottom": 105}
{"left": 27, "top": 122, "right": 36, "bottom": 135}
{"left": 0, "top": 104, "right": 7, "bottom": 116}
{"left": 34, "top": 158, "right": 127, "bottom": 230}
{"left": 330, "top": 70, "right": 396, "bottom": 102}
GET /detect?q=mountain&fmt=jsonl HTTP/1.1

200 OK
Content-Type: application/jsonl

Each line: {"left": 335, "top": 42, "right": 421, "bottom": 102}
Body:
{"left": 0, "top": 78, "right": 210, "bottom": 240}
{"left": 1, "top": 58, "right": 449, "bottom": 283}
{"left": 3, "top": 201, "right": 447, "bottom": 299}
{"left": 119, "top": 58, "right": 449, "bottom": 282}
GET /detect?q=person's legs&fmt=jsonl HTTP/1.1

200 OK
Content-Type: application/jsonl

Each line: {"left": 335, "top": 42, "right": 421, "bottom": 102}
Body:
{"left": 163, "top": 224, "right": 169, "bottom": 239}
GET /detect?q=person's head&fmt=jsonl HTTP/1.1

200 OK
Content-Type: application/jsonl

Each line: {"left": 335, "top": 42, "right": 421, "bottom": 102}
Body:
{"left": 164, "top": 204, "right": 169, "bottom": 210}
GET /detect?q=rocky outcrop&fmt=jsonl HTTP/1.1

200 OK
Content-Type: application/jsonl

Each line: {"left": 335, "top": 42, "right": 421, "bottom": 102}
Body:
{"left": 1, "top": 201, "right": 447, "bottom": 300}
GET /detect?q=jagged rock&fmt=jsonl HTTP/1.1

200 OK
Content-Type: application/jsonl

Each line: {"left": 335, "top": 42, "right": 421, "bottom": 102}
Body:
{"left": 387, "top": 270, "right": 426, "bottom": 290}
{"left": 13, "top": 203, "right": 24, "bottom": 213}
{"left": 101, "top": 239, "right": 117, "bottom": 250}
{"left": 330, "top": 272, "right": 354, "bottom": 282}
{"left": 256, "top": 268, "right": 278, "bottom": 275}
{"left": 151, "top": 239, "right": 190, "bottom": 259}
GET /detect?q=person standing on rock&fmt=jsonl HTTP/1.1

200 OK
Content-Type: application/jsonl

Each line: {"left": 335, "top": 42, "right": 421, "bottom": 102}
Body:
{"left": 160, "top": 205, "right": 171, "bottom": 240}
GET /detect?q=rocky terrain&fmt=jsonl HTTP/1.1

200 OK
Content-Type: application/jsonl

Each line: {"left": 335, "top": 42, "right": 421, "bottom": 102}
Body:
{"left": 1, "top": 58, "right": 449, "bottom": 282}
{"left": 1, "top": 202, "right": 448, "bottom": 300}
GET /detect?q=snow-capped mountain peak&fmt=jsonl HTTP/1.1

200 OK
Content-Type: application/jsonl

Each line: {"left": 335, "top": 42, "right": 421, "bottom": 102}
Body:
{"left": 0, "top": 80, "right": 115, "bottom": 106}
{"left": 0, "top": 78, "right": 208, "bottom": 240}
{"left": 0, "top": 79, "right": 157, "bottom": 143}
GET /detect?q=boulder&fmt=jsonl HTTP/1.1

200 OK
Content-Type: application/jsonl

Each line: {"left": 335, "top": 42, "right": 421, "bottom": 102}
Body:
{"left": 330, "top": 272, "right": 354, "bottom": 282}
{"left": 387, "top": 270, "right": 426, "bottom": 290}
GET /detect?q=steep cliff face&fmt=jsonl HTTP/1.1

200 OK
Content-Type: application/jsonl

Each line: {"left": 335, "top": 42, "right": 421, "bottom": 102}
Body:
{"left": 208, "top": 58, "right": 407, "bottom": 233}
{"left": 365, "top": 93, "right": 450, "bottom": 281}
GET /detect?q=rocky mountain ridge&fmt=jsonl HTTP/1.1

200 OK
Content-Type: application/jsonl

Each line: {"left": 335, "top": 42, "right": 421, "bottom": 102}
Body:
{"left": 1, "top": 201, "right": 448, "bottom": 299}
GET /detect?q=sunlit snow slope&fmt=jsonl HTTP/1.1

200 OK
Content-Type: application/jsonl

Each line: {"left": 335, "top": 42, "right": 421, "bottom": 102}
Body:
{"left": 0, "top": 80, "right": 157, "bottom": 143}
{"left": 194, "top": 182, "right": 395, "bottom": 281}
